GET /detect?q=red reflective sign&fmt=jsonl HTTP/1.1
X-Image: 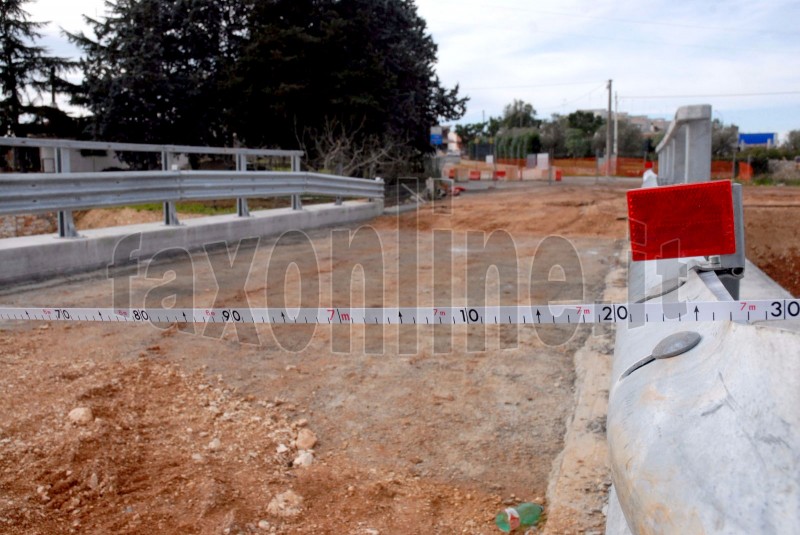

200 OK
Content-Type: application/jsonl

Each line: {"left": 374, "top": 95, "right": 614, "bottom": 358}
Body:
{"left": 627, "top": 181, "right": 736, "bottom": 261}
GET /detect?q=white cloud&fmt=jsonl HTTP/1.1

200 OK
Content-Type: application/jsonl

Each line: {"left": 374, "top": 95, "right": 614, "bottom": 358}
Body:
{"left": 418, "top": 0, "right": 800, "bottom": 131}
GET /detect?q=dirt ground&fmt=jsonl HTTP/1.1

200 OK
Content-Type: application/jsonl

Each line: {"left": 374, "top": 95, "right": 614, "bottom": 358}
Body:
{"left": 0, "top": 180, "right": 798, "bottom": 535}
{"left": 741, "top": 186, "right": 800, "bottom": 296}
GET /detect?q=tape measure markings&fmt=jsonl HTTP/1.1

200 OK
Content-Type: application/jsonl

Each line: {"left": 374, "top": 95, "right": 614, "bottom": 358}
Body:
{"left": 1, "top": 300, "right": 798, "bottom": 325}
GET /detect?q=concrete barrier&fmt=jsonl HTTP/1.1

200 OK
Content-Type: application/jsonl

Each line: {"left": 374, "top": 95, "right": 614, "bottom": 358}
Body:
{"left": 607, "top": 103, "right": 799, "bottom": 533}
{"left": 607, "top": 262, "right": 800, "bottom": 533}
{"left": 0, "top": 200, "right": 382, "bottom": 285}
{"left": 655, "top": 105, "right": 712, "bottom": 185}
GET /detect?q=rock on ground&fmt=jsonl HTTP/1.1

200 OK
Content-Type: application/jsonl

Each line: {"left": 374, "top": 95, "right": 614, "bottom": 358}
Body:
{"left": 295, "top": 428, "right": 317, "bottom": 450}
{"left": 67, "top": 407, "right": 93, "bottom": 425}
{"left": 267, "top": 490, "right": 303, "bottom": 517}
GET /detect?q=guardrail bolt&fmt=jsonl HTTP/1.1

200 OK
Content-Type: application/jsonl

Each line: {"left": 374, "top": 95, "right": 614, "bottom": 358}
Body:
{"left": 652, "top": 331, "right": 702, "bottom": 360}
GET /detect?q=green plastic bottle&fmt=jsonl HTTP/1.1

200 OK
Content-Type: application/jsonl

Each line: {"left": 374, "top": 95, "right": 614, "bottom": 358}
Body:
{"left": 494, "top": 502, "right": 543, "bottom": 533}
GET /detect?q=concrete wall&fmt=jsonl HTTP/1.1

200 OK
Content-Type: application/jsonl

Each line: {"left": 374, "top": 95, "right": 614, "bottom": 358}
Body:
{"left": 0, "top": 200, "right": 382, "bottom": 285}
{"left": 656, "top": 105, "right": 712, "bottom": 185}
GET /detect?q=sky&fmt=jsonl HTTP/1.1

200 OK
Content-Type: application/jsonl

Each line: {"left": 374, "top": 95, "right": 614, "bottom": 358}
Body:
{"left": 24, "top": 0, "right": 800, "bottom": 140}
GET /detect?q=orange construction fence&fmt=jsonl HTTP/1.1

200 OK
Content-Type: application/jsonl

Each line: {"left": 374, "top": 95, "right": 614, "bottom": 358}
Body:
{"left": 445, "top": 158, "right": 753, "bottom": 181}
{"left": 710, "top": 161, "right": 753, "bottom": 181}
{"left": 552, "top": 158, "right": 604, "bottom": 176}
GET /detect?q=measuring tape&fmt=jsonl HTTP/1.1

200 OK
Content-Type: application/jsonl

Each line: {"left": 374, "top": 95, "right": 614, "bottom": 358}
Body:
{"left": 1, "top": 300, "right": 798, "bottom": 325}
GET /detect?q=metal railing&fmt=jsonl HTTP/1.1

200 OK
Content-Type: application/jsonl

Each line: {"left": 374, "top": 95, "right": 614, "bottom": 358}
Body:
{"left": 655, "top": 104, "right": 712, "bottom": 185}
{"left": 0, "top": 137, "right": 383, "bottom": 237}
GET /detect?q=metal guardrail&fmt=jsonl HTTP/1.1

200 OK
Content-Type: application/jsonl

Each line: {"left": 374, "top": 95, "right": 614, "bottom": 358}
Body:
{"left": 655, "top": 104, "right": 712, "bottom": 185}
{"left": 0, "top": 136, "right": 304, "bottom": 157}
{"left": 0, "top": 137, "right": 383, "bottom": 237}
{"left": 0, "top": 171, "right": 385, "bottom": 216}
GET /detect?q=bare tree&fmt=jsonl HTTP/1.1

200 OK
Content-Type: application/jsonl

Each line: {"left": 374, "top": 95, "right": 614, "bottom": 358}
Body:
{"left": 297, "top": 118, "right": 406, "bottom": 177}
{"left": 711, "top": 119, "right": 739, "bottom": 158}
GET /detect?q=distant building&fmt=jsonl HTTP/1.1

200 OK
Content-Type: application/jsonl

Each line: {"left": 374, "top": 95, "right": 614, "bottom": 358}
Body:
{"left": 738, "top": 133, "right": 777, "bottom": 148}
{"left": 581, "top": 109, "right": 669, "bottom": 134}
{"left": 627, "top": 115, "right": 670, "bottom": 134}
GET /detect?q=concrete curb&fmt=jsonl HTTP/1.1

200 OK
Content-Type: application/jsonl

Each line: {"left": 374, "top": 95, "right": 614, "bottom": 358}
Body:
{"left": 0, "top": 200, "right": 383, "bottom": 285}
{"left": 542, "top": 251, "right": 626, "bottom": 534}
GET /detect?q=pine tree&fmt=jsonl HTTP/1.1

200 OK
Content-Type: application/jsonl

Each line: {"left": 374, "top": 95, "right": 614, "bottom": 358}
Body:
{"left": 72, "top": 0, "right": 467, "bottom": 172}
{"left": 233, "top": 0, "right": 467, "bottom": 165}
{"left": 69, "top": 0, "right": 249, "bottom": 145}
{"left": 0, "top": 0, "right": 75, "bottom": 136}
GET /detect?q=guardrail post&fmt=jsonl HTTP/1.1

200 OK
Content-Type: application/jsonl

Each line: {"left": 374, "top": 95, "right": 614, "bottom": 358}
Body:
{"left": 56, "top": 147, "right": 79, "bottom": 238}
{"left": 290, "top": 155, "right": 302, "bottom": 210}
{"left": 161, "top": 151, "right": 180, "bottom": 226}
{"left": 335, "top": 196, "right": 343, "bottom": 206}
{"left": 236, "top": 152, "right": 250, "bottom": 217}
{"left": 57, "top": 210, "right": 77, "bottom": 238}
{"left": 237, "top": 198, "right": 250, "bottom": 216}
{"left": 162, "top": 201, "right": 179, "bottom": 226}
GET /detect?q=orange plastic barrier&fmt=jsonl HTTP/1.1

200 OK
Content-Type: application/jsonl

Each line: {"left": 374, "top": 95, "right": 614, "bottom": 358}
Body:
{"left": 446, "top": 160, "right": 522, "bottom": 181}
{"left": 738, "top": 163, "right": 753, "bottom": 181}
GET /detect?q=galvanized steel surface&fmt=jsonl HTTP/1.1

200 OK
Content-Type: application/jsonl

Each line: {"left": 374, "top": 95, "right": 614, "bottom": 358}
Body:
{"left": 0, "top": 136, "right": 302, "bottom": 157}
{"left": 0, "top": 170, "right": 384, "bottom": 215}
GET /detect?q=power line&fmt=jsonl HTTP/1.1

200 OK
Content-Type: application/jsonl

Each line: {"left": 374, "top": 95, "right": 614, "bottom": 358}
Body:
{"left": 527, "top": 6, "right": 796, "bottom": 37}
{"left": 464, "top": 80, "right": 604, "bottom": 91}
{"left": 431, "top": 0, "right": 797, "bottom": 37}
{"left": 620, "top": 90, "right": 800, "bottom": 99}
{"left": 535, "top": 83, "right": 608, "bottom": 114}
{"left": 560, "top": 83, "right": 608, "bottom": 107}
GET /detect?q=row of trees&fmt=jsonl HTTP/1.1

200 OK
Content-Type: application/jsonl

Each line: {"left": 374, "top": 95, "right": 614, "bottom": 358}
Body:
{"left": 1, "top": 0, "right": 467, "bottom": 174}
{"left": 458, "top": 99, "right": 800, "bottom": 166}
{"left": 457, "top": 101, "right": 648, "bottom": 159}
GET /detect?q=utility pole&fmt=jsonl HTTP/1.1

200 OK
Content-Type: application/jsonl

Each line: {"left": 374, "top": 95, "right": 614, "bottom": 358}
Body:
{"left": 614, "top": 92, "right": 619, "bottom": 158}
{"left": 606, "top": 79, "right": 612, "bottom": 176}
